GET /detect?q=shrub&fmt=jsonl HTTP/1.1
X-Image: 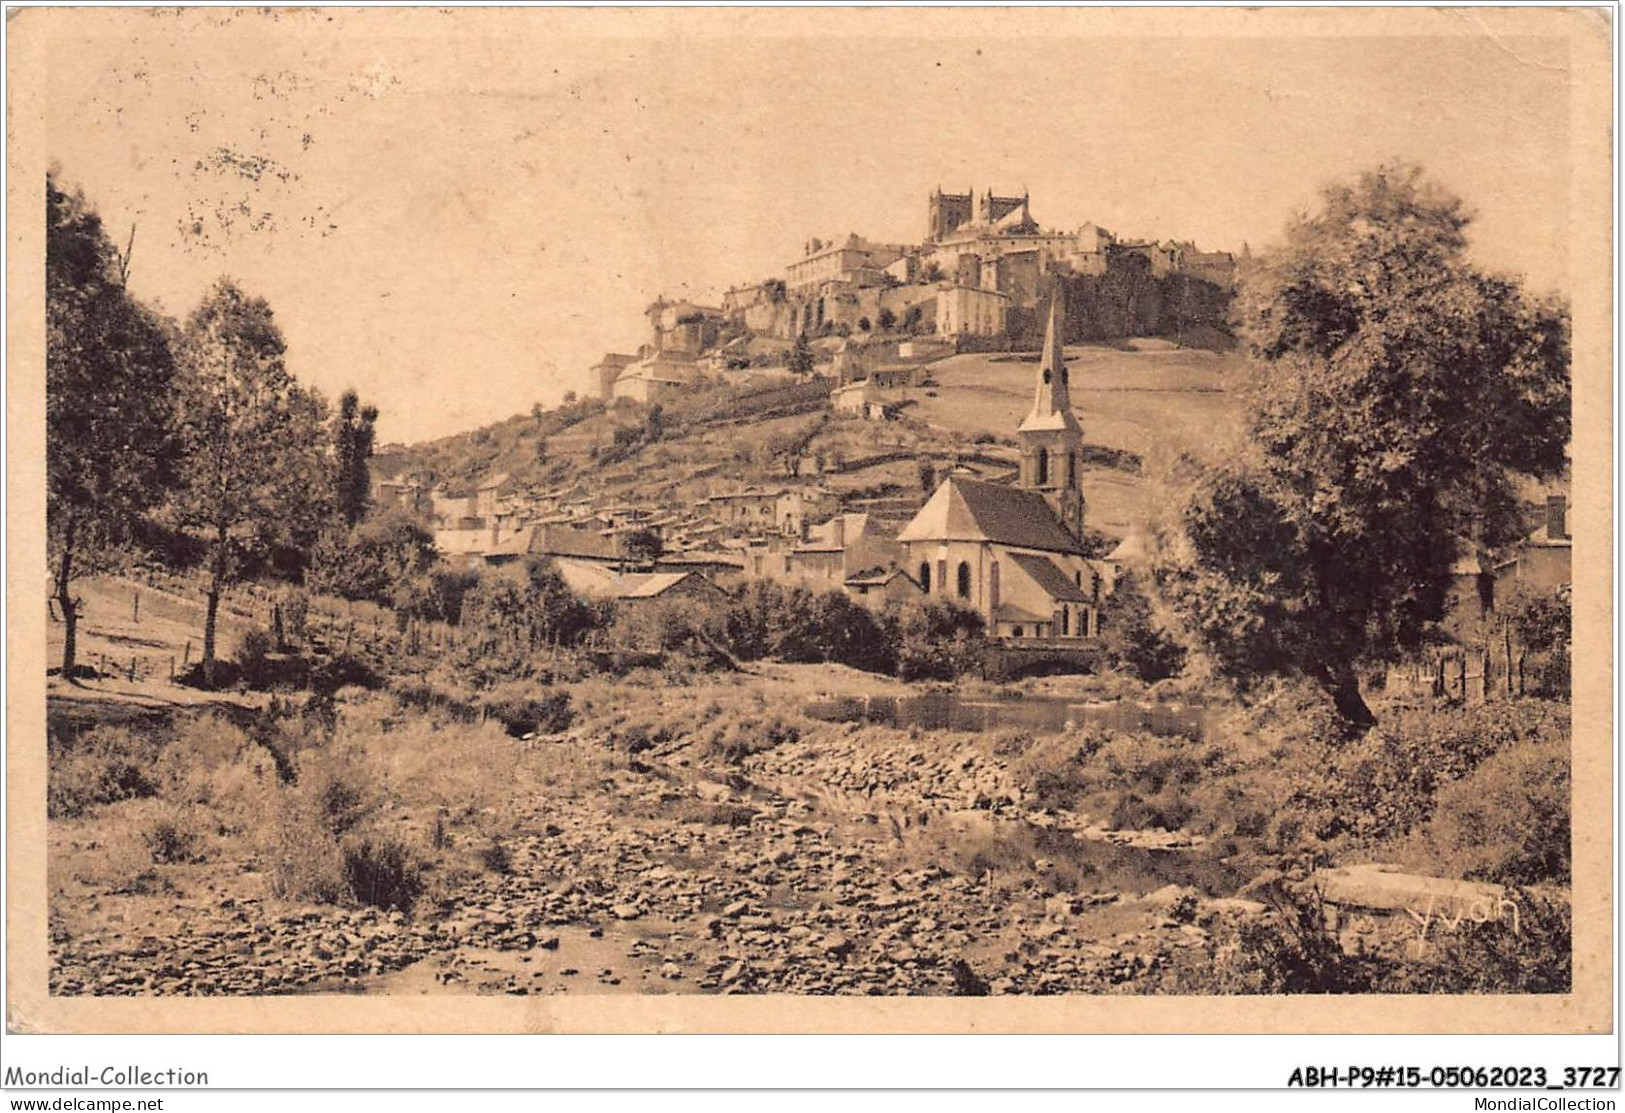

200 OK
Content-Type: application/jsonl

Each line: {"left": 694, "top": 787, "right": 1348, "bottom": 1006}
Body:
{"left": 478, "top": 839, "right": 513, "bottom": 875}
{"left": 1501, "top": 585, "right": 1571, "bottom": 699}
{"left": 480, "top": 687, "right": 574, "bottom": 738}
{"left": 307, "top": 513, "right": 438, "bottom": 606}
{"left": 233, "top": 628, "right": 274, "bottom": 686}
{"left": 143, "top": 805, "right": 205, "bottom": 864}
{"left": 1384, "top": 887, "right": 1571, "bottom": 994}
{"left": 1110, "top": 791, "right": 1194, "bottom": 832}
{"left": 890, "top": 598, "right": 985, "bottom": 681}
{"left": 1162, "top": 885, "right": 1572, "bottom": 996}
{"left": 455, "top": 560, "right": 606, "bottom": 680}
{"left": 613, "top": 724, "right": 655, "bottom": 755}
{"left": 266, "top": 809, "right": 347, "bottom": 904}
{"left": 1415, "top": 739, "right": 1570, "bottom": 884}
{"left": 48, "top": 725, "right": 161, "bottom": 818}
{"left": 155, "top": 713, "right": 277, "bottom": 830}
{"left": 703, "top": 715, "right": 800, "bottom": 766}
{"left": 1097, "top": 573, "right": 1186, "bottom": 682}
{"left": 341, "top": 834, "right": 424, "bottom": 911}
{"left": 605, "top": 597, "right": 730, "bottom": 662}
{"left": 721, "top": 581, "right": 893, "bottom": 673}
{"left": 1233, "top": 696, "right": 1572, "bottom": 856}
{"left": 275, "top": 587, "right": 311, "bottom": 647}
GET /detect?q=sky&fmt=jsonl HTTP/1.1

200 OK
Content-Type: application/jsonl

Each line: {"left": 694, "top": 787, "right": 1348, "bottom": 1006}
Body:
{"left": 41, "top": 8, "right": 1583, "bottom": 444}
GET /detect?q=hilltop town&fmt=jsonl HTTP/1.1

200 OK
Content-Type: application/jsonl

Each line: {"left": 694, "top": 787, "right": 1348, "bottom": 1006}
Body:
{"left": 370, "top": 187, "right": 1243, "bottom": 644}
{"left": 46, "top": 162, "right": 1574, "bottom": 1005}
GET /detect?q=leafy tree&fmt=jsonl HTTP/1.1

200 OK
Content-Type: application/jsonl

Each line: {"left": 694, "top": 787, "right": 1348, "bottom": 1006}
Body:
{"left": 877, "top": 307, "right": 897, "bottom": 332}
{"left": 1161, "top": 164, "right": 1569, "bottom": 731}
{"left": 307, "top": 510, "right": 437, "bottom": 605}
{"left": 888, "top": 598, "right": 985, "bottom": 681}
{"left": 1097, "top": 573, "right": 1186, "bottom": 682}
{"left": 644, "top": 403, "right": 667, "bottom": 442}
{"left": 173, "top": 277, "right": 328, "bottom": 686}
{"left": 1497, "top": 582, "right": 1571, "bottom": 698}
{"left": 917, "top": 459, "right": 937, "bottom": 493}
{"left": 46, "top": 175, "right": 181, "bottom": 677}
{"left": 396, "top": 566, "right": 482, "bottom": 627}
{"left": 787, "top": 333, "right": 815, "bottom": 375}
{"left": 332, "top": 389, "right": 378, "bottom": 528}
{"left": 456, "top": 559, "right": 605, "bottom": 678}
{"left": 619, "top": 527, "right": 664, "bottom": 566}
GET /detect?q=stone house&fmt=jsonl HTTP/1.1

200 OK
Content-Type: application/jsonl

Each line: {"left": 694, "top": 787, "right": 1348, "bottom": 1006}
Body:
{"left": 553, "top": 558, "right": 727, "bottom": 605}
{"left": 592, "top": 353, "right": 638, "bottom": 400}
{"left": 843, "top": 566, "right": 925, "bottom": 608}
{"left": 936, "top": 284, "right": 1010, "bottom": 339}
{"left": 704, "top": 486, "right": 785, "bottom": 530}
{"left": 1494, "top": 495, "right": 1572, "bottom": 597}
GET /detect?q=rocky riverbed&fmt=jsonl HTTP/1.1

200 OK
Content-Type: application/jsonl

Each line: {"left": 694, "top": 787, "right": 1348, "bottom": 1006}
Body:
{"left": 50, "top": 693, "right": 1271, "bottom": 997}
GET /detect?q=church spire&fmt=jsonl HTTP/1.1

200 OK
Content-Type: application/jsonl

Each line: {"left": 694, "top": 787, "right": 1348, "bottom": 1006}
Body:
{"left": 1019, "top": 285, "right": 1081, "bottom": 435}
{"left": 1014, "top": 282, "right": 1087, "bottom": 543}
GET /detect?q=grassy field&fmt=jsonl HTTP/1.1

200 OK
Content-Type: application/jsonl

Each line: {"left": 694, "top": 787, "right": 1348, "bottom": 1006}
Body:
{"left": 892, "top": 344, "right": 1250, "bottom": 536}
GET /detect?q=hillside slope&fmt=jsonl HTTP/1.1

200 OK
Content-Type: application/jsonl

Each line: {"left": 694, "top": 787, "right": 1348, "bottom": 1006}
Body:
{"left": 378, "top": 344, "right": 1250, "bottom": 538}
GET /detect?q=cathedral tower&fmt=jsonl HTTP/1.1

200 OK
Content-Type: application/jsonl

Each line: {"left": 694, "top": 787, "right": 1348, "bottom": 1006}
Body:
{"left": 1017, "top": 285, "right": 1086, "bottom": 541}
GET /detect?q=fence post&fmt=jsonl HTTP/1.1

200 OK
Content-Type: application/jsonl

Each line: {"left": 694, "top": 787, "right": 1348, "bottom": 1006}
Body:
{"left": 132, "top": 590, "right": 140, "bottom": 624}
{"left": 183, "top": 640, "right": 191, "bottom": 666}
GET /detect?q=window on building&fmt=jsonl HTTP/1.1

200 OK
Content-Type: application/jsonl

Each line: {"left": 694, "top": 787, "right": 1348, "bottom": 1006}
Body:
{"left": 956, "top": 561, "right": 972, "bottom": 599}
{"left": 919, "top": 561, "right": 931, "bottom": 593}
{"left": 1013, "top": 625, "right": 1024, "bottom": 639}
{"left": 1036, "top": 448, "right": 1049, "bottom": 486}
{"left": 1061, "top": 608, "right": 1071, "bottom": 636}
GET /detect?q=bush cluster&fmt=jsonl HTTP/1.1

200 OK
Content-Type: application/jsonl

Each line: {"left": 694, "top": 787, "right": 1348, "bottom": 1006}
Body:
{"left": 1154, "top": 885, "right": 1571, "bottom": 995}
{"left": 599, "top": 581, "right": 988, "bottom": 682}
{"left": 266, "top": 746, "right": 425, "bottom": 911}
{"left": 48, "top": 724, "right": 162, "bottom": 819}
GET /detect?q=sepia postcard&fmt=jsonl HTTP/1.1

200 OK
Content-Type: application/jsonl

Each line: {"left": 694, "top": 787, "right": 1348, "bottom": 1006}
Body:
{"left": 5, "top": 5, "right": 1613, "bottom": 1036}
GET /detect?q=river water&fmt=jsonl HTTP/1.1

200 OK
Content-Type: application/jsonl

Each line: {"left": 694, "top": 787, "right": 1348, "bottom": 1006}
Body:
{"left": 804, "top": 691, "right": 1212, "bottom": 739}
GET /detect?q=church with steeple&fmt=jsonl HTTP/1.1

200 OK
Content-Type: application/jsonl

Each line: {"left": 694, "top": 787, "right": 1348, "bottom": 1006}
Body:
{"left": 896, "top": 286, "right": 1101, "bottom": 640}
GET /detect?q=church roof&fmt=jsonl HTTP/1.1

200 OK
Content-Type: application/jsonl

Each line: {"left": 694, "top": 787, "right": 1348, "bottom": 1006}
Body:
{"left": 896, "top": 476, "right": 1084, "bottom": 555}
{"left": 1005, "top": 552, "right": 1091, "bottom": 603}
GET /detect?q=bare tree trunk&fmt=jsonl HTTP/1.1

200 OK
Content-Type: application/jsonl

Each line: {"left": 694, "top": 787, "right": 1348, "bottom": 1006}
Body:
{"left": 1503, "top": 620, "right": 1515, "bottom": 698}
{"left": 1318, "top": 661, "right": 1376, "bottom": 737}
{"left": 202, "top": 522, "right": 228, "bottom": 689}
{"left": 54, "top": 516, "right": 79, "bottom": 680}
{"left": 202, "top": 585, "right": 221, "bottom": 689}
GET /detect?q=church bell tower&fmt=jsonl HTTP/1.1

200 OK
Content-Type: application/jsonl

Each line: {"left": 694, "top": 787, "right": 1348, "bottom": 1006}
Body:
{"left": 1017, "top": 284, "right": 1086, "bottom": 542}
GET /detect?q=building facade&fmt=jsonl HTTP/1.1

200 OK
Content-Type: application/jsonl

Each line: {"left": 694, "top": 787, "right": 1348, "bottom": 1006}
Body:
{"left": 936, "top": 284, "right": 1010, "bottom": 339}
